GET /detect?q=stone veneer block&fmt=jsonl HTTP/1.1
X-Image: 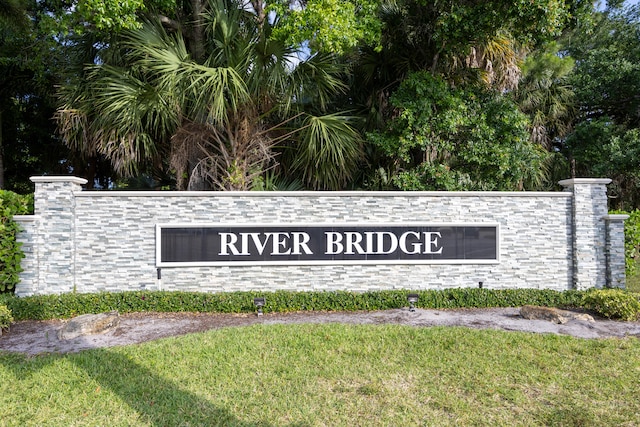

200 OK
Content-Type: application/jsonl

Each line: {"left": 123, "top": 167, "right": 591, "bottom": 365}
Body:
{"left": 604, "top": 214, "right": 629, "bottom": 288}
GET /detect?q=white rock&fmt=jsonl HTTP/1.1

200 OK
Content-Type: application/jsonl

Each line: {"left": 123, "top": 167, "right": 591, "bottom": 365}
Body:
{"left": 520, "top": 305, "right": 594, "bottom": 324}
{"left": 57, "top": 311, "right": 120, "bottom": 340}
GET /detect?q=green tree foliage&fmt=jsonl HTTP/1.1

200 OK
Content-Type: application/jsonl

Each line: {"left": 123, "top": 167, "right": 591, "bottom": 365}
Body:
{"left": 288, "top": 114, "right": 364, "bottom": 190}
{"left": 367, "top": 72, "right": 547, "bottom": 191}
{"left": 0, "top": 0, "right": 29, "bottom": 28}
{"left": 567, "top": 4, "right": 640, "bottom": 126}
{"left": 68, "top": 0, "right": 380, "bottom": 52}
{"left": 57, "top": 0, "right": 364, "bottom": 190}
{"left": 567, "top": 119, "right": 640, "bottom": 209}
{"left": 347, "top": 0, "right": 582, "bottom": 125}
{"left": 343, "top": 0, "right": 586, "bottom": 189}
{"left": 380, "top": 0, "right": 573, "bottom": 74}
{"left": 513, "top": 42, "right": 576, "bottom": 149}
{"left": 75, "top": 0, "right": 149, "bottom": 31}
{"left": 509, "top": 43, "right": 577, "bottom": 190}
{"left": 268, "top": 0, "right": 382, "bottom": 54}
{"left": 0, "top": 0, "right": 85, "bottom": 192}
{"left": 4, "top": 0, "right": 599, "bottom": 192}
{"left": 559, "top": 3, "right": 640, "bottom": 208}
{"left": 0, "top": 0, "right": 66, "bottom": 192}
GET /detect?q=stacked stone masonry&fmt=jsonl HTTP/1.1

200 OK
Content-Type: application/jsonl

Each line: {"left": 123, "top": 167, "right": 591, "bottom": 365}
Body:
{"left": 14, "top": 176, "right": 627, "bottom": 296}
{"left": 604, "top": 215, "right": 628, "bottom": 288}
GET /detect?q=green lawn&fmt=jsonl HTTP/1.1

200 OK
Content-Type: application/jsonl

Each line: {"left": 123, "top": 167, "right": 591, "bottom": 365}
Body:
{"left": 625, "top": 257, "right": 640, "bottom": 293}
{"left": 627, "top": 272, "right": 640, "bottom": 294}
{"left": 1, "top": 324, "right": 639, "bottom": 426}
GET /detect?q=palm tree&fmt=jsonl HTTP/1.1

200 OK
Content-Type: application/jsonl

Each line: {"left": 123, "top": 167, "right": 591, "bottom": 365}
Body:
{"left": 57, "top": 0, "right": 363, "bottom": 190}
{"left": 444, "top": 32, "right": 526, "bottom": 92}
{"left": 513, "top": 44, "right": 576, "bottom": 150}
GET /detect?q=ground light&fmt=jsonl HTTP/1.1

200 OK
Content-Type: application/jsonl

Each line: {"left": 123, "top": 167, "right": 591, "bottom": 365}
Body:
{"left": 253, "top": 297, "right": 266, "bottom": 316}
{"left": 407, "top": 294, "right": 419, "bottom": 312}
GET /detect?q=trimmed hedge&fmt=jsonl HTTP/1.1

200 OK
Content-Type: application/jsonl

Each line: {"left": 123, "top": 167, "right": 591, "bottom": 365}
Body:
{"left": 0, "top": 289, "right": 586, "bottom": 321}
{"left": 582, "top": 289, "right": 640, "bottom": 321}
{"left": 0, "top": 304, "right": 12, "bottom": 333}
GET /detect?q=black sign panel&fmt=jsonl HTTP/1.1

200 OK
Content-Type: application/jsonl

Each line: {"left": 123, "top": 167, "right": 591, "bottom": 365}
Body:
{"left": 157, "top": 224, "right": 498, "bottom": 266}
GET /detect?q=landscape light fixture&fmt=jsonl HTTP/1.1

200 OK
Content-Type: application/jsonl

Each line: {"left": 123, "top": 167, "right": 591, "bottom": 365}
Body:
{"left": 407, "top": 294, "right": 419, "bottom": 312}
{"left": 253, "top": 297, "right": 266, "bottom": 316}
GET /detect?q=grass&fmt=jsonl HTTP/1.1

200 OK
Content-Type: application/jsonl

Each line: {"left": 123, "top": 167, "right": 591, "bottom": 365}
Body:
{"left": 627, "top": 271, "right": 640, "bottom": 293}
{"left": 625, "top": 257, "right": 640, "bottom": 293}
{"left": 1, "top": 324, "right": 639, "bottom": 426}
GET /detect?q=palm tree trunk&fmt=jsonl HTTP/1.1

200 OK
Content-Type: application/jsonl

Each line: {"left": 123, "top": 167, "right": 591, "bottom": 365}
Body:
{"left": 250, "top": 0, "right": 266, "bottom": 28}
{"left": 190, "top": 0, "right": 205, "bottom": 62}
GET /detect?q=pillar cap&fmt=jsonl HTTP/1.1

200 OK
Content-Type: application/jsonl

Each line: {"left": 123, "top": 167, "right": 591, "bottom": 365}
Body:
{"left": 558, "top": 178, "right": 612, "bottom": 187}
{"left": 604, "top": 214, "right": 629, "bottom": 221}
{"left": 30, "top": 176, "right": 88, "bottom": 185}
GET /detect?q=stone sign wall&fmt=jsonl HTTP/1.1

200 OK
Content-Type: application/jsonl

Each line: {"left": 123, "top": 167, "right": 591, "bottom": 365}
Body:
{"left": 13, "top": 176, "right": 627, "bottom": 296}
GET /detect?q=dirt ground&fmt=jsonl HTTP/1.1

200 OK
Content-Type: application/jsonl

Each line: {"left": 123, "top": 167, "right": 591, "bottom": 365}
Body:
{"left": 1, "top": 308, "right": 640, "bottom": 356}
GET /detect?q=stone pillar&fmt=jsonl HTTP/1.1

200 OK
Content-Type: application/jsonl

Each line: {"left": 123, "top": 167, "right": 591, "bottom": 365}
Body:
{"left": 559, "top": 178, "right": 612, "bottom": 290}
{"left": 604, "top": 214, "right": 628, "bottom": 288}
{"left": 20, "top": 176, "right": 88, "bottom": 295}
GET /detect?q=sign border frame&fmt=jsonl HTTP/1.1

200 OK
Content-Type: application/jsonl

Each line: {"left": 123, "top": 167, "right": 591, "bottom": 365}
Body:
{"left": 155, "top": 222, "right": 501, "bottom": 267}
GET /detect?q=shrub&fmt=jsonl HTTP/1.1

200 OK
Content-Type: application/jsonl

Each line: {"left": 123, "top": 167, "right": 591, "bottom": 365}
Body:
{"left": 582, "top": 288, "right": 640, "bottom": 321}
{"left": 0, "top": 191, "right": 34, "bottom": 292}
{"left": 0, "top": 304, "right": 13, "bottom": 334}
{"left": 1, "top": 289, "right": 585, "bottom": 321}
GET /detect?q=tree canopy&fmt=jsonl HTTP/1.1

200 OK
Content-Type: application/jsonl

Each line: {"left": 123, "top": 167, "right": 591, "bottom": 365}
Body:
{"left": 56, "top": 0, "right": 365, "bottom": 190}
{"left": 562, "top": 2, "right": 640, "bottom": 208}
{"left": 0, "top": 0, "right": 75, "bottom": 192}
{"left": 4, "top": 0, "right": 640, "bottom": 208}
{"left": 368, "top": 72, "right": 547, "bottom": 191}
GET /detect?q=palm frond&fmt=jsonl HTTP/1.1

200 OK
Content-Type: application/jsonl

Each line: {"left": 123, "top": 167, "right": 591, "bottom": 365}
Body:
{"left": 124, "top": 21, "right": 250, "bottom": 125}
{"left": 289, "top": 53, "right": 349, "bottom": 112}
{"left": 293, "top": 113, "right": 364, "bottom": 190}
